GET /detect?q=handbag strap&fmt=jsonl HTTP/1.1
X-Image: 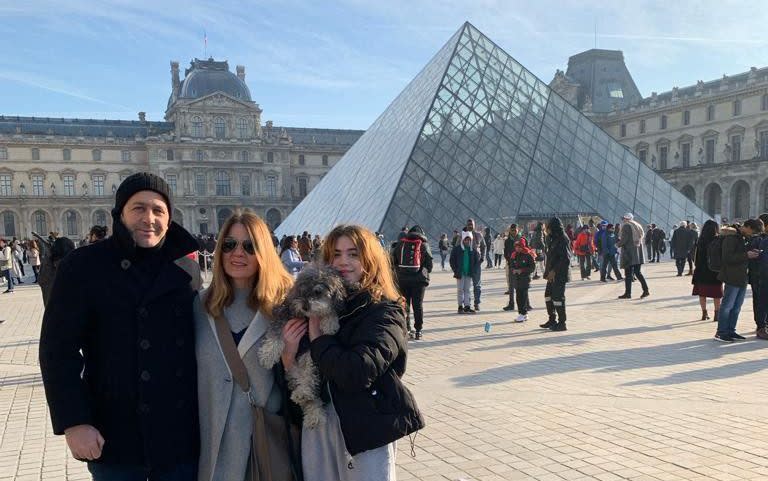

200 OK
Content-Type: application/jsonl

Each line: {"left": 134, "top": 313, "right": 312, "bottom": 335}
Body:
{"left": 213, "top": 315, "right": 251, "bottom": 395}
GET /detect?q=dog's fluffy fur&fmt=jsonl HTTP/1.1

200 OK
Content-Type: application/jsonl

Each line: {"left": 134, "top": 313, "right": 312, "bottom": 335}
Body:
{"left": 258, "top": 264, "right": 346, "bottom": 428}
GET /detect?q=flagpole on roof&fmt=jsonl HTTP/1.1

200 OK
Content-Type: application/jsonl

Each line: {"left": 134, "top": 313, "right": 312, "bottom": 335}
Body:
{"left": 204, "top": 30, "right": 207, "bottom": 58}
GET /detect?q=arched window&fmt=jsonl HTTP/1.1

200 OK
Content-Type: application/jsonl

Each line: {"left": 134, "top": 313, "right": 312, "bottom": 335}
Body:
{"left": 1, "top": 211, "right": 16, "bottom": 237}
{"left": 680, "top": 185, "right": 695, "bottom": 203}
{"left": 239, "top": 150, "right": 249, "bottom": 161}
{"left": 266, "top": 208, "right": 282, "bottom": 230}
{"left": 214, "top": 117, "right": 225, "bottom": 139}
{"left": 237, "top": 118, "right": 248, "bottom": 138}
{"left": 64, "top": 210, "right": 79, "bottom": 237}
{"left": 32, "top": 210, "right": 47, "bottom": 234}
{"left": 298, "top": 177, "right": 308, "bottom": 198}
{"left": 215, "top": 171, "right": 231, "bottom": 196}
{"left": 217, "top": 208, "right": 233, "bottom": 230}
{"left": 731, "top": 180, "right": 751, "bottom": 219}
{"left": 93, "top": 210, "right": 108, "bottom": 227}
{"left": 191, "top": 116, "right": 203, "bottom": 137}
{"left": 704, "top": 183, "right": 723, "bottom": 217}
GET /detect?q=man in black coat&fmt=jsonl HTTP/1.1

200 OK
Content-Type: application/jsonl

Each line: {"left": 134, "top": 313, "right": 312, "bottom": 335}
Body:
{"left": 39, "top": 173, "right": 202, "bottom": 480}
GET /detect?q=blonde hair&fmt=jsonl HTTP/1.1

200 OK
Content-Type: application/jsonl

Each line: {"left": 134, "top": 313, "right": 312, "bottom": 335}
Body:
{"left": 320, "top": 224, "right": 400, "bottom": 303}
{"left": 204, "top": 210, "right": 293, "bottom": 320}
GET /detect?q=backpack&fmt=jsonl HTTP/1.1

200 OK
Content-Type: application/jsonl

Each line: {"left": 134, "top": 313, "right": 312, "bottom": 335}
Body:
{"left": 707, "top": 236, "right": 723, "bottom": 272}
{"left": 396, "top": 238, "right": 422, "bottom": 271}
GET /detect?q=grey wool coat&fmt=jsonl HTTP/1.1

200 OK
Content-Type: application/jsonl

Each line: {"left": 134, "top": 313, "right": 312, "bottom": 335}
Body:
{"left": 194, "top": 291, "right": 282, "bottom": 481}
{"left": 617, "top": 221, "right": 646, "bottom": 269}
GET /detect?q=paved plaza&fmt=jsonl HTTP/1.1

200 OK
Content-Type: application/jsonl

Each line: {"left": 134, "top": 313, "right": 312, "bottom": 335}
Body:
{"left": 0, "top": 260, "right": 766, "bottom": 480}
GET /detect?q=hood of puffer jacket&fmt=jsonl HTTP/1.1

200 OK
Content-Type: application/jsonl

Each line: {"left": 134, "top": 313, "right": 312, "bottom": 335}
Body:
{"left": 405, "top": 232, "right": 427, "bottom": 242}
{"left": 720, "top": 226, "right": 739, "bottom": 237}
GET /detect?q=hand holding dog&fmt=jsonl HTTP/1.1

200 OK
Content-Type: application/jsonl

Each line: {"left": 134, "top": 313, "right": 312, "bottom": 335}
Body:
{"left": 308, "top": 315, "right": 322, "bottom": 341}
{"left": 281, "top": 318, "right": 307, "bottom": 370}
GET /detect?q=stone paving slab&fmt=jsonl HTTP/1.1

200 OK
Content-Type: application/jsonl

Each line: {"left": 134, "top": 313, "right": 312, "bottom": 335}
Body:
{"left": 0, "top": 260, "right": 766, "bottom": 480}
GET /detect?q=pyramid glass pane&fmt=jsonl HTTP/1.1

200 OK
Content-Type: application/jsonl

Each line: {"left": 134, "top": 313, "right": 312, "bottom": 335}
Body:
{"left": 277, "top": 22, "right": 709, "bottom": 241}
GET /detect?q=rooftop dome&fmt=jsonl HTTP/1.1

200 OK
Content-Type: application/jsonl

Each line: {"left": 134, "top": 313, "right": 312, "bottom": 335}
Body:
{"left": 168, "top": 58, "right": 252, "bottom": 108}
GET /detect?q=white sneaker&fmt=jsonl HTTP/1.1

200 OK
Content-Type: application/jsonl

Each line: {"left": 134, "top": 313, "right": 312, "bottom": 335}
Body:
{"left": 515, "top": 314, "right": 527, "bottom": 322}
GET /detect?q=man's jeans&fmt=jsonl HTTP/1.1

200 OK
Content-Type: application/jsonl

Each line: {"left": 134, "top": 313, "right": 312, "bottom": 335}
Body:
{"left": 601, "top": 254, "right": 621, "bottom": 280}
{"left": 88, "top": 462, "right": 196, "bottom": 481}
{"left": 472, "top": 262, "right": 482, "bottom": 307}
{"left": 718, "top": 284, "right": 748, "bottom": 336}
{"left": 675, "top": 257, "right": 687, "bottom": 275}
{"left": 2, "top": 269, "right": 12, "bottom": 291}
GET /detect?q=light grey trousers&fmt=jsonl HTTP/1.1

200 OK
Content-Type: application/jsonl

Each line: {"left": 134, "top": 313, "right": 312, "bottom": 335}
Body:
{"left": 457, "top": 276, "right": 472, "bottom": 306}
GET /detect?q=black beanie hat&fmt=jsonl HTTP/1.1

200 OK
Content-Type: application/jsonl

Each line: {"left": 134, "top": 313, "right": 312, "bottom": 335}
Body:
{"left": 112, "top": 172, "right": 172, "bottom": 218}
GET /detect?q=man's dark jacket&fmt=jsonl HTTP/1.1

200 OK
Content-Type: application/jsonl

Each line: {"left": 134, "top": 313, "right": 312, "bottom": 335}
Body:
{"left": 39, "top": 221, "right": 202, "bottom": 468}
{"left": 310, "top": 290, "right": 424, "bottom": 455}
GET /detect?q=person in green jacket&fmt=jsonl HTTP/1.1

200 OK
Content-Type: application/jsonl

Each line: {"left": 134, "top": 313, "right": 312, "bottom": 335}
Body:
{"left": 450, "top": 232, "right": 480, "bottom": 314}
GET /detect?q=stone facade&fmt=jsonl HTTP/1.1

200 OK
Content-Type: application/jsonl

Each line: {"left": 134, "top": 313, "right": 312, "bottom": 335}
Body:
{"left": 552, "top": 55, "right": 768, "bottom": 223}
{"left": 0, "top": 58, "right": 363, "bottom": 239}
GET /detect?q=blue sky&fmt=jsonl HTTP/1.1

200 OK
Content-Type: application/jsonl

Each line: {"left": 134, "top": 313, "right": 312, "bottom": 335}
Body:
{"left": 2, "top": 0, "right": 767, "bottom": 129}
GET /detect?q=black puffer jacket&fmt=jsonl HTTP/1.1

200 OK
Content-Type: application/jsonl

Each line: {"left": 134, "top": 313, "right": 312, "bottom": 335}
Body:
{"left": 310, "top": 290, "right": 424, "bottom": 455}
{"left": 39, "top": 221, "right": 201, "bottom": 468}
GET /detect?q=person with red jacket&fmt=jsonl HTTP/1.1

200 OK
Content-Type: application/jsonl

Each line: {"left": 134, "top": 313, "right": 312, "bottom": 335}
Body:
{"left": 573, "top": 225, "right": 595, "bottom": 280}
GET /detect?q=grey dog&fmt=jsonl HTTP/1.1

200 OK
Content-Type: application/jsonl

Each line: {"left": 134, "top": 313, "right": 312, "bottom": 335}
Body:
{"left": 258, "top": 264, "right": 347, "bottom": 427}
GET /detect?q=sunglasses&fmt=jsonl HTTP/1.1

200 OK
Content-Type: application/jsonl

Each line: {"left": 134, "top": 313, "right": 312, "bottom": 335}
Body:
{"left": 221, "top": 237, "right": 256, "bottom": 255}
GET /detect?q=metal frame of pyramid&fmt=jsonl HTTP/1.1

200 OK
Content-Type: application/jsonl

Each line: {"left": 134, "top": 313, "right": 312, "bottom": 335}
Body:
{"left": 276, "top": 22, "right": 708, "bottom": 240}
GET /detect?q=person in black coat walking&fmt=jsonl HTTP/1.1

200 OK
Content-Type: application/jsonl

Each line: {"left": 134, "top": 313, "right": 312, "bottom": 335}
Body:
{"left": 391, "top": 225, "right": 433, "bottom": 340}
{"left": 540, "top": 217, "right": 571, "bottom": 332}
{"left": 39, "top": 173, "right": 202, "bottom": 480}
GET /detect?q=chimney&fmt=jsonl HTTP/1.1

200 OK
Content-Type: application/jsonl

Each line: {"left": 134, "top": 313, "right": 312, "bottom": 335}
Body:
{"left": 138, "top": 112, "right": 146, "bottom": 122}
{"left": 236, "top": 65, "right": 245, "bottom": 81}
{"left": 170, "top": 61, "right": 180, "bottom": 95}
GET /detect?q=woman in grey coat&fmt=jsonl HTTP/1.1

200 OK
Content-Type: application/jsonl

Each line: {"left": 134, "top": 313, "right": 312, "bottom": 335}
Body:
{"left": 195, "top": 210, "right": 298, "bottom": 481}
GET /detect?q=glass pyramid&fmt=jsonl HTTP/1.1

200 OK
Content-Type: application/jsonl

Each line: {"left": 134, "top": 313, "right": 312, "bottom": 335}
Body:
{"left": 277, "top": 22, "right": 708, "bottom": 240}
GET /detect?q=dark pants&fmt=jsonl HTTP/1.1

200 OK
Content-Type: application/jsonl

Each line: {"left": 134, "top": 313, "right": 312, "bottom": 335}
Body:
{"left": 578, "top": 255, "right": 591, "bottom": 279}
{"left": 494, "top": 254, "right": 503, "bottom": 267}
{"left": 506, "top": 264, "right": 516, "bottom": 307}
{"left": 687, "top": 252, "right": 694, "bottom": 272}
{"left": 675, "top": 257, "right": 687, "bottom": 275}
{"left": 439, "top": 250, "right": 448, "bottom": 270}
{"left": 471, "top": 263, "right": 482, "bottom": 306}
{"left": 544, "top": 278, "right": 567, "bottom": 323}
{"left": 751, "top": 281, "right": 762, "bottom": 329}
{"left": 651, "top": 246, "right": 661, "bottom": 262}
{"left": 32, "top": 265, "right": 40, "bottom": 282}
{"left": 623, "top": 264, "right": 649, "bottom": 296}
{"left": 600, "top": 254, "right": 621, "bottom": 280}
{"left": 401, "top": 284, "right": 426, "bottom": 332}
{"left": 88, "top": 462, "right": 196, "bottom": 481}
{"left": 485, "top": 250, "right": 493, "bottom": 268}
{"left": 758, "top": 277, "right": 768, "bottom": 330}
{"left": 516, "top": 278, "right": 530, "bottom": 315}
{"left": 2, "top": 269, "right": 12, "bottom": 291}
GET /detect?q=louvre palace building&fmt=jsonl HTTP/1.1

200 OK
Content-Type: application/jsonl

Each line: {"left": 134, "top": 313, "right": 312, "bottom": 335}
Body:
{"left": 551, "top": 49, "right": 768, "bottom": 224}
{"left": 0, "top": 58, "right": 363, "bottom": 239}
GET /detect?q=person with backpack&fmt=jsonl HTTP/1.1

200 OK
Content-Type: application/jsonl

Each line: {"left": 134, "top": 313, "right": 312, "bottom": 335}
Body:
{"left": 392, "top": 225, "right": 433, "bottom": 340}
{"left": 438, "top": 233, "right": 450, "bottom": 271}
{"left": 715, "top": 219, "right": 763, "bottom": 342}
{"left": 692, "top": 219, "right": 722, "bottom": 321}
{"left": 599, "top": 224, "right": 623, "bottom": 282}
{"left": 573, "top": 225, "right": 595, "bottom": 280}
{"left": 509, "top": 238, "right": 535, "bottom": 323}
{"left": 450, "top": 232, "right": 480, "bottom": 314}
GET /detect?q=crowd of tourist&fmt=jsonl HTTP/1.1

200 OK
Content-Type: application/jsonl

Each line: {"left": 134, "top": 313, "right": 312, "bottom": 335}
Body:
{"left": 0, "top": 169, "right": 763, "bottom": 481}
